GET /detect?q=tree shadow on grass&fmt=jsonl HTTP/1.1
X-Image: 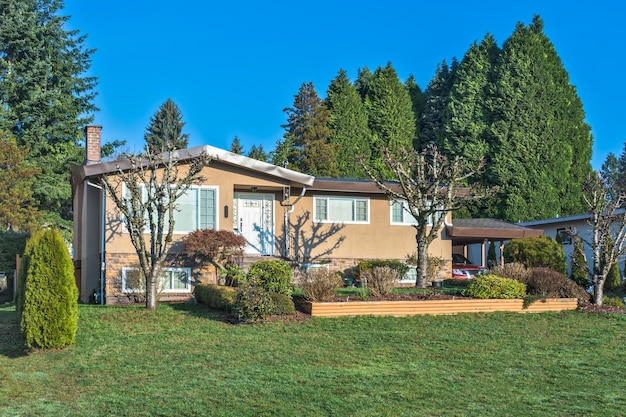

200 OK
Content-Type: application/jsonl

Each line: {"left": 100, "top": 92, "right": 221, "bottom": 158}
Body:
{"left": 167, "top": 301, "right": 230, "bottom": 323}
{"left": 0, "top": 306, "right": 28, "bottom": 358}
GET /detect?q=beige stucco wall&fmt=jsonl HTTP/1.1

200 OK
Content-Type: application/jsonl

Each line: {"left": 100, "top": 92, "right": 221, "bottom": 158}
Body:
{"left": 288, "top": 192, "right": 451, "bottom": 264}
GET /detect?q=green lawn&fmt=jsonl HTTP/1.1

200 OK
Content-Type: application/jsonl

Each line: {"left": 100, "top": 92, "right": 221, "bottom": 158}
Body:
{"left": 1, "top": 303, "right": 625, "bottom": 417}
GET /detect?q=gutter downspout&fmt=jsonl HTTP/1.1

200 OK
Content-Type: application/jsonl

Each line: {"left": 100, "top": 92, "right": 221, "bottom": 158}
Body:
{"left": 87, "top": 180, "right": 105, "bottom": 305}
{"left": 281, "top": 187, "right": 307, "bottom": 260}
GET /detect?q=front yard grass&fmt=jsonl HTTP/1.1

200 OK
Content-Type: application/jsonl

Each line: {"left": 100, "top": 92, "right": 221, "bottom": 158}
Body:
{"left": 1, "top": 303, "right": 625, "bottom": 416}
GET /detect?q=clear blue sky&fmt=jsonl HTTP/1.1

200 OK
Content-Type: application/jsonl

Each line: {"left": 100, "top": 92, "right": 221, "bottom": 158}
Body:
{"left": 64, "top": 0, "right": 625, "bottom": 169}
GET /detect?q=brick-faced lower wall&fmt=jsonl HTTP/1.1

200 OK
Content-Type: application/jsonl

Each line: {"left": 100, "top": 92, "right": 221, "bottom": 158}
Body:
{"left": 103, "top": 252, "right": 219, "bottom": 305}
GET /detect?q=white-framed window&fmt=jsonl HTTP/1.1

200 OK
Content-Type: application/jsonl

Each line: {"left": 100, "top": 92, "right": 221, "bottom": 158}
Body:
{"left": 122, "top": 267, "right": 192, "bottom": 293}
{"left": 557, "top": 227, "right": 572, "bottom": 245}
{"left": 314, "top": 196, "right": 369, "bottom": 223}
{"left": 121, "top": 184, "right": 218, "bottom": 233}
{"left": 391, "top": 200, "right": 419, "bottom": 225}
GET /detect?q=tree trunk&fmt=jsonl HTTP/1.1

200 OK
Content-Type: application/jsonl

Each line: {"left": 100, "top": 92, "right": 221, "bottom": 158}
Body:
{"left": 145, "top": 276, "right": 157, "bottom": 310}
{"left": 592, "top": 274, "right": 604, "bottom": 305}
{"left": 415, "top": 239, "right": 428, "bottom": 288}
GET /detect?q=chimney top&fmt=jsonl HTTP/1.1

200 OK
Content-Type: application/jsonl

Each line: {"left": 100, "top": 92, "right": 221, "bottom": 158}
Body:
{"left": 85, "top": 125, "right": 102, "bottom": 165}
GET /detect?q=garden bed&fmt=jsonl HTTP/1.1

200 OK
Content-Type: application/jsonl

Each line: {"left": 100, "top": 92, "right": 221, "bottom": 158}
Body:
{"left": 295, "top": 296, "right": 578, "bottom": 317}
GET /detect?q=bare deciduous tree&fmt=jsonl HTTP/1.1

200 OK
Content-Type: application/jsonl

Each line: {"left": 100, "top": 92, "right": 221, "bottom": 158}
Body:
{"left": 362, "top": 145, "right": 490, "bottom": 287}
{"left": 101, "top": 149, "right": 211, "bottom": 309}
{"left": 577, "top": 172, "right": 626, "bottom": 305}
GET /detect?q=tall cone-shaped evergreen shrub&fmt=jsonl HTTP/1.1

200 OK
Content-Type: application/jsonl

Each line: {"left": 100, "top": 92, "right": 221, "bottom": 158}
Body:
{"left": 19, "top": 229, "right": 78, "bottom": 348}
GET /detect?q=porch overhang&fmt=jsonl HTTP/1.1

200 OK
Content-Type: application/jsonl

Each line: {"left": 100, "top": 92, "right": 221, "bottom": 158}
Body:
{"left": 446, "top": 218, "right": 544, "bottom": 246}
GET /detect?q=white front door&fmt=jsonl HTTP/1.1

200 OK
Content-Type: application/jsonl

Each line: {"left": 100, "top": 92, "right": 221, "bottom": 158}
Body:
{"left": 235, "top": 193, "right": 274, "bottom": 255}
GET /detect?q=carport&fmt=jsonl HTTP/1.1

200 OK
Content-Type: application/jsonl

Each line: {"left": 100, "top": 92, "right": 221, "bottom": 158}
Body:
{"left": 445, "top": 218, "right": 544, "bottom": 267}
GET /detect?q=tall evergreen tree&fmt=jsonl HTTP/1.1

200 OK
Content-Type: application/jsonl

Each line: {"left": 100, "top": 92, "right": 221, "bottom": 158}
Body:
{"left": 326, "top": 69, "right": 371, "bottom": 178}
{"left": 247, "top": 144, "right": 268, "bottom": 162}
{"left": 0, "top": 0, "right": 97, "bottom": 226}
{"left": 365, "top": 63, "right": 416, "bottom": 178}
{"left": 355, "top": 66, "right": 373, "bottom": 101}
{"left": 145, "top": 99, "right": 189, "bottom": 152}
{"left": 486, "top": 15, "right": 592, "bottom": 221}
{"left": 281, "top": 82, "right": 337, "bottom": 177}
{"left": 419, "top": 59, "right": 458, "bottom": 149}
{"left": 405, "top": 75, "right": 426, "bottom": 149}
{"left": 442, "top": 35, "right": 499, "bottom": 164}
{"left": 230, "top": 136, "right": 244, "bottom": 154}
{"left": 0, "top": 134, "right": 40, "bottom": 231}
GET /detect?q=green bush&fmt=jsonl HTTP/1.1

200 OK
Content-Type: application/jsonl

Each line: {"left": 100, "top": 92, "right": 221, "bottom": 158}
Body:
{"left": 193, "top": 284, "right": 237, "bottom": 310}
{"left": 442, "top": 278, "right": 472, "bottom": 288}
{"left": 233, "top": 286, "right": 275, "bottom": 321}
{"left": 19, "top": 229, "right": 78, "bottom": 349}
{"left": 570, "top": 238, "right": 590, "bottom": 288}
{"left": 245, "top": 260, "right": 294, "bottom": 296}
{"left": 503, "top": 236, "right": 567, "bottom": 275}
{"left": 603, "top": 296, "right": 625, "bottom": 309}
{"left": 462, "top": 273, "right": 527, "bottom": 299}
{"left": 525, "top": 268, "right": 590, "bottom": 304}
{"left": 605, "top": 262, "right": 621, "bottom": 290}
{"left": 299, "top": 269, "right": 343, "bottom": 302}
{"left": 269, "top": 293, "right": 295, "bottom": 315}
{"left": 362, "top": 266, "right": 398, "bottom": 297}
{"left": 358, "top": 259, "right": 409, "bottom": 279}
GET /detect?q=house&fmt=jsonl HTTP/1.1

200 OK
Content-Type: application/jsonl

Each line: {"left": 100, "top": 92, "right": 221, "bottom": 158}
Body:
{"left": 72, "top": 126, "right": 459, "bottom": 304}
{"left": 521, "top": 213, "right": 625, "bottom": 279}
{"left": 72, "top": 126, "right": 543, "bottom": 304}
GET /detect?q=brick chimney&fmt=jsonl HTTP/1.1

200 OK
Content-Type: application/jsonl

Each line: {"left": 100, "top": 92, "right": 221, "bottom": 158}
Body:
{"left": 84, "top": 125, "right": 102, "bottom": 164}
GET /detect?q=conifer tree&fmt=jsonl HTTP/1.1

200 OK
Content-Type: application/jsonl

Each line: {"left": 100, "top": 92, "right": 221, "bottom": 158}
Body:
{"left": 247, "top": 144, "right": 268, "bottom": 162}
{"left": 19, "top": 228, "right": 78, "bottom": 348}
{"left": 145, "top": 99, "right": 189, "bottom": 153}
{"left": 0, "top": 134, "right": 41, "bottom": 231}
{"left": 326, "top": 69, "right": 371, "bottom": 178}
{"left": 570, "top": 236, "right": 589, "bottom": 288}
{"left": 365, "top": 63, "right": 416, "bottom": 178}
{"left": 355, "top": 66, "right": 373, "bottom": 100}
{"left": 487, "top": 16, "right": 591, "bottom": 221}
{"left": 0, "top": 0, "right": 97, "bottom": 227}
{"left": 230, "top": 136, "right": 244, "bottom": 154}
{"left": 405, "top": 75, "right": 426, "bottom": 149}
{"left": 281, "top": 82, "right": 337, "bottom": 176}
{"left": 419, "top": 59, "right": 457, "bottom": 149}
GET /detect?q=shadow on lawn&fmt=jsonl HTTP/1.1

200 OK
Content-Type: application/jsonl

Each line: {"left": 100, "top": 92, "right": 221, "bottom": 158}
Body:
{"left": 168, "top": 301, "right": 230, "bottom": 322}
{"left": 0, "top": 307, "right": 28, "bottom": 358}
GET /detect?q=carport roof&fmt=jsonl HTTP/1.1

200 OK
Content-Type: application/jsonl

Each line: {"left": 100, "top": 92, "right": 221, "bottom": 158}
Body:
{"left": 446, "top": 218, "right": 544, "bottom": 245}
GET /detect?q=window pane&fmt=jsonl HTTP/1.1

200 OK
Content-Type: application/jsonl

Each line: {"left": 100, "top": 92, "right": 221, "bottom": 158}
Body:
{"left": 315, "top": 198, "right": 327, "bottom": 221}
{"left": 124, "top": 269, "right": 143, "bottom": 292}
{"left": 392, "top": 202, "right": 403, "bottom": 223}
{"left": 172, "top": 270, "right": 188, "bottom": 289}
{"left": 200, "top": 189, "right": 216, "bottom": 229}
{"left": 329, "top": 198, "right": 354, "bottom": 221}
{"left": 159, "top": 270, "right": 171, "bottom": 290}
{"left": 173, "top": 188, "right": 197, "bottom": 232}
{"left": 355, "top": 200, "right": 367, "bottom": 222}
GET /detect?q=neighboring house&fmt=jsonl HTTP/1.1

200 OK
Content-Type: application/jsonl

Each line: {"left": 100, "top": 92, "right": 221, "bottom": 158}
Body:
{"left": 72, "top": 126, "right": 455, "bottom": 304}
{"left": 521, "top": 213, "right": 625, "bottom": 279}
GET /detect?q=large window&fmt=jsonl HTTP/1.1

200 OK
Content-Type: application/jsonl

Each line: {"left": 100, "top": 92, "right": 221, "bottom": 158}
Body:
{"left": 314, "top": 196, "right": 369, "bottom": 223}
{"left": 390, "top": 199, "right": 440, "bottom": 226}
{"left": 122, "top": 184, "right": 218, "bottom": 233}
{"left": 122, "top": 267, "right": 191, "bottom": 293}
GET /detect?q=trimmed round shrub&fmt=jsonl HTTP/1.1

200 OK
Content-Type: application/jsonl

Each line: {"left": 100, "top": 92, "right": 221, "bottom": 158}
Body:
{"left": 193, "top": 284, "right": 237, "bottom": 310}
{"left": 19, "top": 229, "right": 78, "bottom": 349}
{"left": 462, "top": 273, "right": 527, "bottom": 299}
{"left": 233, "top": 286, "right": 275, "bottom": 321}
{"left": 269, "top": 293, "right": 296, "bottom": 315}
{"left": 358, "top": 259, "right": 409, "bottom": 279}
{"left": 503, "top": 236, "right": 567, "bottom": 275}
{"left": 300, "top": 269, "right": 343, "bottom": 302}
{"left": 362, "top": 266, "right": 398, "bottom": 297}
{"left": 245, "top": 260, "right": 294, "bottom": 296}
{"left": 525, "top": 268, "right": 590, "bottom": 303}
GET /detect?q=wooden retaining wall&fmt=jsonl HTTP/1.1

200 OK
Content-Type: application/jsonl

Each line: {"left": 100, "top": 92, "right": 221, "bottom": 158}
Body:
{"left": 297, "top": 298, "right": 578, "bottom": 318}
